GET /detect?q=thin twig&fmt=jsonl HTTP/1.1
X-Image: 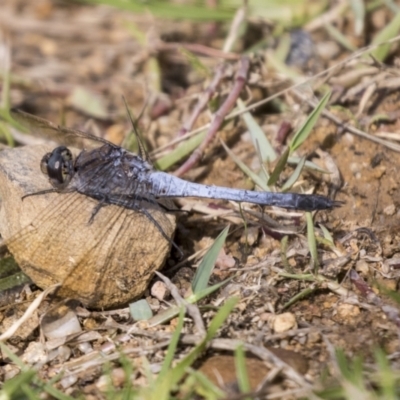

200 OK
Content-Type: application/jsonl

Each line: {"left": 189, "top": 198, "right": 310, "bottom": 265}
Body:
{"left": 174, "top": 56, "right": 250, "bottom": 177}
{"left": 222, "top": 4, "right": 248, "bottom": 53}
{"left": 155, "top": 271, "right": 206, "bottom": 336}
{"left": 176, "top": 63, "right": 227, "bottom": 139}
{"left": 158, "top": 42, "right": 239, "bottom": 61}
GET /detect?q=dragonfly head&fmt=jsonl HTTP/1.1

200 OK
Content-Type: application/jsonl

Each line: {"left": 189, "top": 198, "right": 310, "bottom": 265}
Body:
{"left": 41, "top": 146, "right": 75, "bottom": 191}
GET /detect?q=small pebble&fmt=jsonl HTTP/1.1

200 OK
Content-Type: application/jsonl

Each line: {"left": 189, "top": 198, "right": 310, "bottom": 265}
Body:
{"left": 355, "top": 259, "right": 369, "bottom": 275}
{"left": 371, "top": 165, "right": 386, "bottom": 179}
{"left": 260, "top": 312, "right": 272, "bottom": 322}
{"left": 57, "top": 345, "right": 72, "bottom": 363}
{"left": 316, "top": 41, "right": 340, "bottom": 61}
{"left": 60, "top": 375, "right": 78, "bottom": 390}
{"left": 271, "top": 312, "right": 297, "bottom": 333}
{"left": 96, "top": 368, "right": 134, "bottom": 393}
{"left": 384, "top": 204, "right": 396, "bottom": 216}
{"left": 21, "top": 342, "right": 47, "bottom": 365}
{"left": 343, "top": 133, "right": 354, "bottom": 144}
{"left": 337, "top": 303, "right": 360, "bottom": 319}
{"left": 78, "top": 341, "right": 93, "bottom": 354}
{"left": 350, "top": 162, "right": 361, "bottom": 174}
{"left": 151, "top": 281, "right": 170, "bottom": 301}
{"left": 240, "top": 227, "right": 259, "bottom": 246}
{"left": 215, "top": 248, "right": 236, "bottom": 270}
{"left": 307, "top": 331, "right": 320, "bottom": 344}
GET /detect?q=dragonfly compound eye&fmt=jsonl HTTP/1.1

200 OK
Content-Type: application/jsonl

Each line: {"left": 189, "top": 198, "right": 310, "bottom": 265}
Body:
{"left": 40, "top": 153, "right": 51, "bottom": 175}
{"left": 44, "top": 146, "right": 75, "bottom": 190}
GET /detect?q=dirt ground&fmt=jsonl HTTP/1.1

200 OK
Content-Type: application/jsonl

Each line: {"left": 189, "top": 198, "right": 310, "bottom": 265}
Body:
{"left": 1, "top": 1, "right": 400, "bottom": 398}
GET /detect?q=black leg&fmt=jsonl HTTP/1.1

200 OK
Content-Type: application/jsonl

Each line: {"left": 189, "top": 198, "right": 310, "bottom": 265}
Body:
{"left": 88, "top": 197, "right": 107, "bottom": 224}
{"left": 21, "top": 188, "right": 58, "bottom": 201}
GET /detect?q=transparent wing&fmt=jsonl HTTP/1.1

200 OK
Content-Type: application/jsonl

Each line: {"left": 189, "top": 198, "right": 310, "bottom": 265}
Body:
{"left": 10, "top": 108, "right": 113, "bottom": 149}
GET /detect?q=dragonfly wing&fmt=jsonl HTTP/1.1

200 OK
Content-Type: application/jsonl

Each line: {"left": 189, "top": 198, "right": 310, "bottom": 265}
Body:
{"left": 10, "top": 108, "right": 112, "bottom": 149}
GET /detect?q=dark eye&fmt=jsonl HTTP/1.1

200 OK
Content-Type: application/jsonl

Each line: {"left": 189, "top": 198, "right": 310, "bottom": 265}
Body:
{"left": 43, "top": 146, "right": 75, "bottom": 190}
{"left": 40, "top": 153, "right": 51, "bottom": 175}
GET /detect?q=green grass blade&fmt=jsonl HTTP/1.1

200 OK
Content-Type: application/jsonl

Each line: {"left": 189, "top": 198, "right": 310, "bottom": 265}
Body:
{"left": 117, "top": 355, "right": 136, "bottom": 399}
{"left": 274, "top": 33, "right": 291, "bottom": 62}
{"left": 335, "top": 349, "right": 365, "bottom": 387}
{"left": 82, "top": 0, "right": 235, "bottom": 21}
{"left": 350, "top": 0, "right": 365, "bottom": 36}
{"left": 192, "top": 226, "right": 229, "bottom": 294}
{"left": 335, "top": 348, "right": 351, "bottom": 377}
{"left": 2, "top": 370, "right": 37, "bottom": 396}
{"left": 0, "top": 256, "right": 23, "bottom": 278}
{"left": 1, "top": 37, "right": 11, "bottom": 112}
{"left": 235, "top": 344, "right": 251, "bottom": 399}
{"left": 0, "top": 271, "right": 31, "bottom": 291}
{"left": 289, "top": 90, "right": 331, "bottom": 153}
{"left": 281, "top": 285, "right": 317, "bottom": 309}
{"left": 369, "top": 11, "right": 400, "bottom": 61}
{"left": 319, "top": 224, "right": 334, "bottom": 245}
{"left": 280, "top": 235, "right": 294, "bottom": 273}
{"left": 287, "top": 156, "right": 329, "bottom": 173}
{"left": 155, "top": 297, "right": 238, "bottom": 398}
{"left": 0, "top": 341, "right": 27, "bottom": 369}
{"left": 0, "top": 121, "right": 15, "bottom": 147}
{"left": 278, "top": 273, "right": 315, "bottom": 281}
{"left": 374, "top": 348, "right": 397, "bottom": 400}
{"left": 187, "top": 369, "right": 226, "bottom": 399}
{"left": 238, "top": 203, "right": 249, "bottom": 251}
{"left": 42, "top": 383, "right": 76, "bottom": 400}
{"left": 156, "top": 130, "right": 206, "bottom": 171}
{"left": 325, "top": 23, "right": 357, "bottom": 51}
{"left": 148, "top": 278, "right": 232, "bottom": 327}
{"left": 221, "top": 139, "right": 269, "bottom": 191}
{"left": 157, "top": 307, "right": 185, "bottom": 381}
{"left": 0, "top": 256, "right": 31, "bottom": 291}
{"left": 180, "top": 47, "right": 211, "bottom": 78}
{"left": 254, "top": 139, "right": 270, "bottom": 182}
{"left": 281, "top": 155, "right": 306, "bottom": 191}
{"left": 306, "top": 212, "right": 319, "bottom": 273}
{"left": 206, "top": 297, "right": 238, "bottom": 338}
{"left": 237, "top": 98, "right": 277, "bottom": 162}
{"left": 188, "top": 278, "right": 233, "bottom": 303}
{"left": 267, "top": 147, "right": 290, "bottom": 186}
{"left": 266, "top": 50, "right": 302, "bottom": 80}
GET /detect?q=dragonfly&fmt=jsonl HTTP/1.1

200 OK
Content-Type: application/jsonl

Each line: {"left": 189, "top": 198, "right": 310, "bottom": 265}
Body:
{"left": 2, "top": 108, "right": 340, "bottom": 308}
{"left": 12, "top": 109, "right": 339, "bottom": 215}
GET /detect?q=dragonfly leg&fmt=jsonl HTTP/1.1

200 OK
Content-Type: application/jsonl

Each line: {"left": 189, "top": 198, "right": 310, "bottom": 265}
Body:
{"left": 112, "top": 194, "right": 183, "bottom": 257}
{"left": 138, "top": 206, "right": 183, "bottom": 258}
{"left": 155, "top": 201, "right": 189, "bottom": 215}
{"left": 22, "top": 188, "right": 61, "bottom": 200}
{"left": 88, "top": 197, "right": 108, "bottom": 225}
